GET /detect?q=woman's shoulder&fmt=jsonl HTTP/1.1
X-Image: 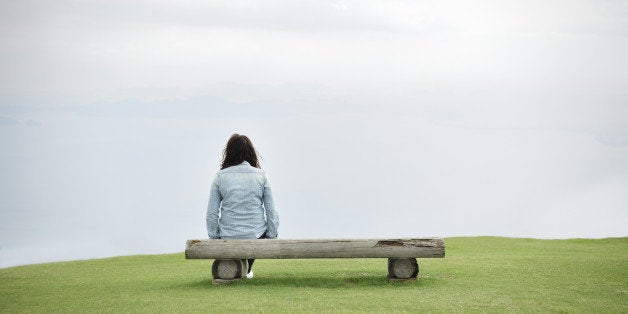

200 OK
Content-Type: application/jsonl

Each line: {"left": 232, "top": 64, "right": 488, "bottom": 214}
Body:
{"left": 216, "top": 164, "right": 266, "bottom": 175}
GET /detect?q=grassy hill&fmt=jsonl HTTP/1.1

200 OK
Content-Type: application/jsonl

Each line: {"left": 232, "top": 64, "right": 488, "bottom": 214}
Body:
{"left": 1, "top": 237, "right": 627, "bottom": 312}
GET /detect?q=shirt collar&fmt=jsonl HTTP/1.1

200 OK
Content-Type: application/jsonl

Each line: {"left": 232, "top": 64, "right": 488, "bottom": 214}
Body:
{"left": 240, "top": 160, "right": 250, "bottom": 166}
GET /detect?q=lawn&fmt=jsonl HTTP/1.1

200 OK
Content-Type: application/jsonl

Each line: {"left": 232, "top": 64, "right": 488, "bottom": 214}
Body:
{"left": 1, "top": 237, "right": 627, "bottom": 312}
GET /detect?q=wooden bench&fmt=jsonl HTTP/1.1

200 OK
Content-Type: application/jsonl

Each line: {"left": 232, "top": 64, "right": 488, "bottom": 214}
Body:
{"left": 185, "top": 238, "right": 445, "bottom": 283}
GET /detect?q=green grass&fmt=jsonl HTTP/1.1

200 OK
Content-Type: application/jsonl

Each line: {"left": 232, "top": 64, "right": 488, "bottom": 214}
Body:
{"left": 1, "top": 237, "right": 627, "bottom": 312}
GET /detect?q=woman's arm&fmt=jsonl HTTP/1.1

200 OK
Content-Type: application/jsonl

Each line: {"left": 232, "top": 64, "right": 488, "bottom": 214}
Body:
{"left": 262, "top": 173, "right": 280, "bottom": 238}
{"left": 206, "top": 175, "right": 222, "bottom": 239}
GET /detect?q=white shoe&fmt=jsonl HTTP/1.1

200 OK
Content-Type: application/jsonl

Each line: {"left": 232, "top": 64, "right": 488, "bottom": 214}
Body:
{"left": 246, "top": 271, "right": 254, "bottom": 279}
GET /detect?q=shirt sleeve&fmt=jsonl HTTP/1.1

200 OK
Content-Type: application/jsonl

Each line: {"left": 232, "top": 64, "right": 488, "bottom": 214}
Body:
{"left": 206, "top": 174, "right": 222, "bottom": 239}
{"left": 262, "top": 172, "right": 280, "bottom": 238}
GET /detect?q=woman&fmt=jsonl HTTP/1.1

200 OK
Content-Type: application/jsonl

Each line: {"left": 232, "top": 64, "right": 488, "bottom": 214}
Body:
{"left": 206, "top": 134, "right": 279, "bottom": 279}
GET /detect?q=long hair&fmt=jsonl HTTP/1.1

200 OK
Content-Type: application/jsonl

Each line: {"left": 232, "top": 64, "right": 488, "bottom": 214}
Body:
{"left": 220, "top": 134, "right": 260, "bottom": 169}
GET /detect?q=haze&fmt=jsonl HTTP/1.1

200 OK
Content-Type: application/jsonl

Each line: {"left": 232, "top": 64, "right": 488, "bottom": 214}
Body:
{"left": 1, "top": 0, "right": 627, "bottom": 268}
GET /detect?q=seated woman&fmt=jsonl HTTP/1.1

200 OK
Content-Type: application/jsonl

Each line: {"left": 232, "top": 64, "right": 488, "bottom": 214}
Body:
{"left": 206, "top": 134, "right": 280, "bottom": 278}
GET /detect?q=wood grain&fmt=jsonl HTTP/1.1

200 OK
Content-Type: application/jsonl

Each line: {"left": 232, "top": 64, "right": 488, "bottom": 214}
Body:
{"left": 185, "top": 238, "right": 445, "bottom": 259}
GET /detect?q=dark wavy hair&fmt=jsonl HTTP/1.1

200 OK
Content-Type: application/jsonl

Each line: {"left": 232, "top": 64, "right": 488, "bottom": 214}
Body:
{"left": 220, "top": 134, "right": 260, "bottom": 169}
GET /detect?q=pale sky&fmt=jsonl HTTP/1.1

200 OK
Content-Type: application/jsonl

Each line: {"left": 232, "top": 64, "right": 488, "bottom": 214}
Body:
{"left": 0, "top": 0, "right": 627, "bottom": 267}
{"left": 2, "top": 0, "right": 627, "bottom": 94}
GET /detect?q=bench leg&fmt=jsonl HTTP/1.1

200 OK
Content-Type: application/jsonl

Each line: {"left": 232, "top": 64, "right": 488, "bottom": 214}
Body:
{"left": 388, "top": 258, "right": 419, "bottom": 282}
{"left": 211, "top": 259, "right": 249, "bottom": 283}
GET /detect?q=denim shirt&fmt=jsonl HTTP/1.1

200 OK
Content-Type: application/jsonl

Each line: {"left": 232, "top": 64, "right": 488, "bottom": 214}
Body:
{"left": 206, "top": 161, "right": 279, "bottom": 239}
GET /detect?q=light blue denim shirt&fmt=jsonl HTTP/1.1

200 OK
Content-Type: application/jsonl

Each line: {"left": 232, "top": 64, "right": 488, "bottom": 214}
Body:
{"left": 206, "top": 161, "right": 279, "bottom": 239}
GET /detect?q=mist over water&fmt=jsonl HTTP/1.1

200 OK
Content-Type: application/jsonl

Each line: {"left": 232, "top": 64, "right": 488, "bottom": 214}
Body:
{"left": 1, "top": 89, "right": 627, "bottom": 268}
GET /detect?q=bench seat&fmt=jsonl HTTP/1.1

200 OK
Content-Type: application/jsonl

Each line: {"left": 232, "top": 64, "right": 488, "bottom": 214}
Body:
{"left": 185, "top": 238, "right": 445, "bottom": 283}
{"left": 186, "top": 238, "right": 444, "bottom": 259}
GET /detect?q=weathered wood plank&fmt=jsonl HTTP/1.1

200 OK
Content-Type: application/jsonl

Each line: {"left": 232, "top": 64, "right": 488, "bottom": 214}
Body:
{"left": 185, "top": 238, "right": 445, "bottom": 259}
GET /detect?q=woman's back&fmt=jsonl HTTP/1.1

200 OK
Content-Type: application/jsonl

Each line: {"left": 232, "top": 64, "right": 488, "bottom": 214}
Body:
{"left": 214, "top": 161, "right": 267, "bottom": 238}
{"left": 207, "top": 160, "right": 278, "bottom": 240}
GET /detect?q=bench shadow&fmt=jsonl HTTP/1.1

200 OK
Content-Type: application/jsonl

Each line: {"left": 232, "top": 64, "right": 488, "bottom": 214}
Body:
{"left": 174, "top": 274, "right": 433, "bottom": 290}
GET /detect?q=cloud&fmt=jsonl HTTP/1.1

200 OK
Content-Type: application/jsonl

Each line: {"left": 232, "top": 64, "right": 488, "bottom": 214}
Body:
{"left": 2, "top": 1, "right": 627, "bottom": 94}
{"left": 0, "top": 116, "right": 21, "bottom": 125}
{"left": 2, "top": 81, "right": 626, "bottom": 149}
{"left": 3, "top": 0, "right": 626, "bottom": 35}
{"left": 0, "top": 1, "right": 454, "bottom": 34}
{"left": 0, "top": 116, "right": 41, "bottom": 126}
{"left": 76, "top": 95, "right": 241, "bottom": 118}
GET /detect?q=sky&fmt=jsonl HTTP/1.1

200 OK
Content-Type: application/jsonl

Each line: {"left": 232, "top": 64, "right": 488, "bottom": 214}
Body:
{"left": 0, "top": 0, "right": 627, "bottom": 268}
